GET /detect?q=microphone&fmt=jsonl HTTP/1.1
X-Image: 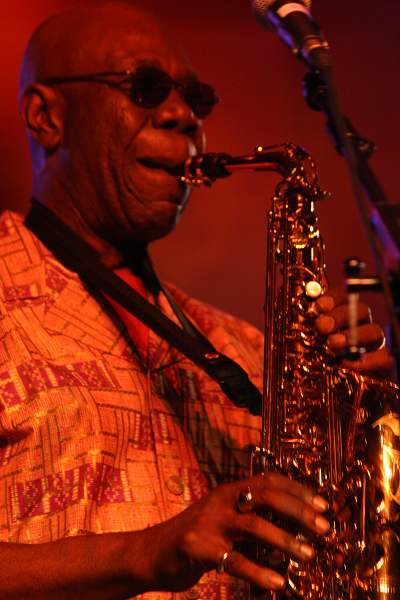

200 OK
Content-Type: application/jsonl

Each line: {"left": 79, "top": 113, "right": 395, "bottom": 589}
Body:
{"left": 252, "top": 0, "right": 332, "bottom": 69}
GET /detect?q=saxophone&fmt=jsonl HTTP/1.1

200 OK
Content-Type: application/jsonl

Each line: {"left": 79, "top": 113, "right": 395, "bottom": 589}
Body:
{"left": 180, "top": 144, "right": 400, "bottom": 599}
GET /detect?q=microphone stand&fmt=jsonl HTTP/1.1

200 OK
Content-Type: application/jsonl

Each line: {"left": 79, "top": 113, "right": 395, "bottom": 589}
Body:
{"left": 300, "top": 65, "right": 400, "bottom": 380}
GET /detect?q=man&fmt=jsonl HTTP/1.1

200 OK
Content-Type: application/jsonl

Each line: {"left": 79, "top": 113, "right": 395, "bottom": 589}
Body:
{"left": 0, "top": 1, "right": 391, "bottom": 598}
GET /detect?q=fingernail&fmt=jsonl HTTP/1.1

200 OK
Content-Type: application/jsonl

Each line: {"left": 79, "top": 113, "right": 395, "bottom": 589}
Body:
{"left": 315, "top": 515, "right": 330, "bottom": 534}
{"left": 312, "top": 495, "right": 329, "bottom": 512}
{"left": 328, "top": 333, "right": 347, "bottom": 348}
{"left": 299, "top": 543, "right": 315, "bottom": 559}
{"left": 266, "top": 572, "right": 286, "bottom": 590}
{"left": 317, "top": 315, "right": 335, "bottom": 334}
{"left": 316, "top": 295, "right": 335, "bottom": 312}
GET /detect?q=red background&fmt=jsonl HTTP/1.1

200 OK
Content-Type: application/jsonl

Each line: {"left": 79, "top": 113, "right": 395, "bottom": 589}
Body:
{"left": 1, "top": 0, "right": 399, "bottom": 330}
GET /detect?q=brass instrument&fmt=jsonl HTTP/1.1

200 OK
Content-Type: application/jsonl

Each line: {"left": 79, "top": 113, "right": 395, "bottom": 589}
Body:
{"left": 181, "top": 144, "right": 400, "bottom": 599}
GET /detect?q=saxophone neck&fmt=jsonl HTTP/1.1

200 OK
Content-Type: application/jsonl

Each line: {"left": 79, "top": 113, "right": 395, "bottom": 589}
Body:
{"left": 179, "top": 143, "right": 310, "bottom": 187}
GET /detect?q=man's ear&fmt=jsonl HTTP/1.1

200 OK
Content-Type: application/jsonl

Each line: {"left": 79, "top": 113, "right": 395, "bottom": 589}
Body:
{"left": 20, "top": 84, "right": 64, "bottom": 150}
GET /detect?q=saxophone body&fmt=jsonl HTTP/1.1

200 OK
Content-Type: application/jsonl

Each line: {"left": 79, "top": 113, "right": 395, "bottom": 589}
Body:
{"left": 182, "top": 144, "right": 400, "bottom": 599}
{"left": 251, "top": 144, "right": 400, "bottom": 599}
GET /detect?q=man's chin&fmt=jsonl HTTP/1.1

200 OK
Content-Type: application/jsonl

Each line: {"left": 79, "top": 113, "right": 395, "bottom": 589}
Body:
{"left": 121, "top": 203, "right": 185, "bottom": 245}
{"left": 145, "top": 206, "right": 186, "bottom": 242}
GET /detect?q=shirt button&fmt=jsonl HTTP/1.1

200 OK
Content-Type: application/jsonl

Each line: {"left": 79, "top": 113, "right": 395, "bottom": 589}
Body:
{"left": 165, "top": 475, "right": 185, "bottom": 496}
{"left": 183, "top": 585, "right": 200, "bottom": 599}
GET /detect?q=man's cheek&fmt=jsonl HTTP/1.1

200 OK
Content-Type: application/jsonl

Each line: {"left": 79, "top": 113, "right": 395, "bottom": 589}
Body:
{"left": 115, "top": 101, "right": 147, "bottom": 141}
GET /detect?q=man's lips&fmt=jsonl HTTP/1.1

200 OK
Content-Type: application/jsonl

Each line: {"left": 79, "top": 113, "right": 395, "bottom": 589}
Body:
{"left": 137, "top": 157, "right": 186, "bottom": 177}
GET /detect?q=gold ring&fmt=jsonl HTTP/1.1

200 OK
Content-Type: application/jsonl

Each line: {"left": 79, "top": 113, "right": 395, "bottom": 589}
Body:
{"left": 236, "top": 486, "right": 254, "bottom": 514}
{"left": 217, "top": 551, "right": 229, "bottom": 574}
{"left": 377, "top": 334, "right": 386, "bottom": 351}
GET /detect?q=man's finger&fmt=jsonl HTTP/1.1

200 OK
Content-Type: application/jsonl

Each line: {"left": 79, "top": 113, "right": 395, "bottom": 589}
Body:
{"left": 234, "top": 475, "right": 330, "bottom": 536}
{"left": 327, "top": 323, "right": 385, "bottom": 353}
{"left": 342, "top": 348, "right": 394, "bottom": 374}
{"left": 315, "top": 289, "right": 345, "bottom": 313}
{"left": 248, "top": 473, "right": 328, "bottom": 511}
{"left": 219, "top": 549, "right": 286, "bottom": 592}
{"left": 232, "top": 514, "right": 317, "bottom": 560}
{"left": 315, "top": 302, "right": 372, "bottom": 335}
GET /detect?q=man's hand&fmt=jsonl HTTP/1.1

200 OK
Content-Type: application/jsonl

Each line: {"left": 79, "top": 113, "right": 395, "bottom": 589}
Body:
{"left": 0, "top": 474, "right": 329, "bottom": 598}
{"left": 147, "top": 473, "right": 329, "bottom": 593}
{"left": 315, "top": 289, "right": 393, "bottom": 374}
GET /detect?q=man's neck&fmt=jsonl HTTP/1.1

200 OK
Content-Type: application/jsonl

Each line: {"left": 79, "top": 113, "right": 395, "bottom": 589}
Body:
{"left": 31, "top": 191, "right": 148, "bottom": 271}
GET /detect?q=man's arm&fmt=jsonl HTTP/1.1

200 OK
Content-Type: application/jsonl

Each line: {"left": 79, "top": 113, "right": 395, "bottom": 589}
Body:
{"left": 0, "top": 530, "right": 151, "bottom": 600}
{"left": 0, "top": 473, "right": 329, "bottom": 599}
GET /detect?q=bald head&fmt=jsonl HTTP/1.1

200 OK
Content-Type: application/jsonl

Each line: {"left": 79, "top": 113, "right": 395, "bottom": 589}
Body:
{"left": 20, "top": 1, "right": 170, "bottom": 96}
{"left": 19, "top": 0, "right": 205, "bottom": 259}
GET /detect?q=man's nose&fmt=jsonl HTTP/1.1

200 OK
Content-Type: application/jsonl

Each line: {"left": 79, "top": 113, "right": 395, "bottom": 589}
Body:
{"left": 152, "top": 89, "right": 200, "bottom": 138}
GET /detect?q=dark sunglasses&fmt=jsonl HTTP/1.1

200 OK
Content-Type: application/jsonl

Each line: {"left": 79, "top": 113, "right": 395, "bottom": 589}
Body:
{"left": 40, "top": 66, "right": 219, "bottom": 118}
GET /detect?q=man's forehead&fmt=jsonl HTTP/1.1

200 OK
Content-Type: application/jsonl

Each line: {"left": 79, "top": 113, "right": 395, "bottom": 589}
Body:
{"left": 21, "top": 2, "right": 193, "bottom": 89}
{"left": 104, "top": 27, "right": 192, "bottom": 75}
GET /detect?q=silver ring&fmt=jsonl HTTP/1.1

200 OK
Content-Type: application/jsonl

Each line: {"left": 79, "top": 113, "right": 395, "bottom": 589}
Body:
{"left": 217, "top": 551, "right": 229, "bottom": 574}
{"left": 236, "top": 486, "right": 254, "bottom": 514}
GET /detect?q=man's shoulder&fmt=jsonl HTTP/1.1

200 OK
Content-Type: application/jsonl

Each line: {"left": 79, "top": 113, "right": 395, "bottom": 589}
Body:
{"left": 0, "top": 209, "right": 70, "bottom": 302}
{"left": 0, "top": 208, "right": 40, "bottom": 271}
{"left": 0, "top": 209, "right": 48, "bottom": 261}
{"left": 0, "top": 209, "right": 26, "bottom": 239}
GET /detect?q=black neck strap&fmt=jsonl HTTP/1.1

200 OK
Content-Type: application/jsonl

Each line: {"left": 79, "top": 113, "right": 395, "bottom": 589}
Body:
{"left": 25, "top": 200, "right": 261, "bottom": 415}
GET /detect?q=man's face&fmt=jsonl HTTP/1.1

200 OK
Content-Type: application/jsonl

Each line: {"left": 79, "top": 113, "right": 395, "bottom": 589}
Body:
{"left": 61, "top": 23, "right": 207, "bottom": 248}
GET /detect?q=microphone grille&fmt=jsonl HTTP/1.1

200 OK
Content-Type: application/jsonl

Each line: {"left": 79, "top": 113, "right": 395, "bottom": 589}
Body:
{"left": 252, "top": 0, "right": 312, "bottom": 24}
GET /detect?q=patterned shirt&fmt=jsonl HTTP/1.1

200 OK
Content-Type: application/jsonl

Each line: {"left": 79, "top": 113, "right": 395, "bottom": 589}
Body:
{"left": 0, "top": 210, "right": 263, "bottom": 599}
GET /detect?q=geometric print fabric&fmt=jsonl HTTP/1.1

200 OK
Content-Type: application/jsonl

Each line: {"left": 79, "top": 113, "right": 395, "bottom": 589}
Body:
{"left": 0, "top": 210, "right": 263, "bottom": 599}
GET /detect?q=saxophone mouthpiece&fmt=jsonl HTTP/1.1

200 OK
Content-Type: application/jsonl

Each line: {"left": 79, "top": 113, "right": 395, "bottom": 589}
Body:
{"left": 178, "top": 153, "right": 233, "bottom": 187}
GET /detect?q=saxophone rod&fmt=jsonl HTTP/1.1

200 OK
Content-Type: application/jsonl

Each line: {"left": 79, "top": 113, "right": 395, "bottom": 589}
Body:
{"left": 173, "top": 146, "right": 307, "bottom": 182}
{"left": 216, "top": 156, "right": 288, "bottom": 175}
{"left": 204, "top": 152, "right": 291, "bottom": 175}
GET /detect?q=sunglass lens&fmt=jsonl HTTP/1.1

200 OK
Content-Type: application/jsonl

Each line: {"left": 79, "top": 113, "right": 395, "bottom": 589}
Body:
{"left": 184, "top": 81, "right": 219, "bottom": 118}
{"left": 131, "top": 67, "right": 172, "bottom": 108}
{"left": 131, "top": 67, "right": 219, "bottom": 117}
